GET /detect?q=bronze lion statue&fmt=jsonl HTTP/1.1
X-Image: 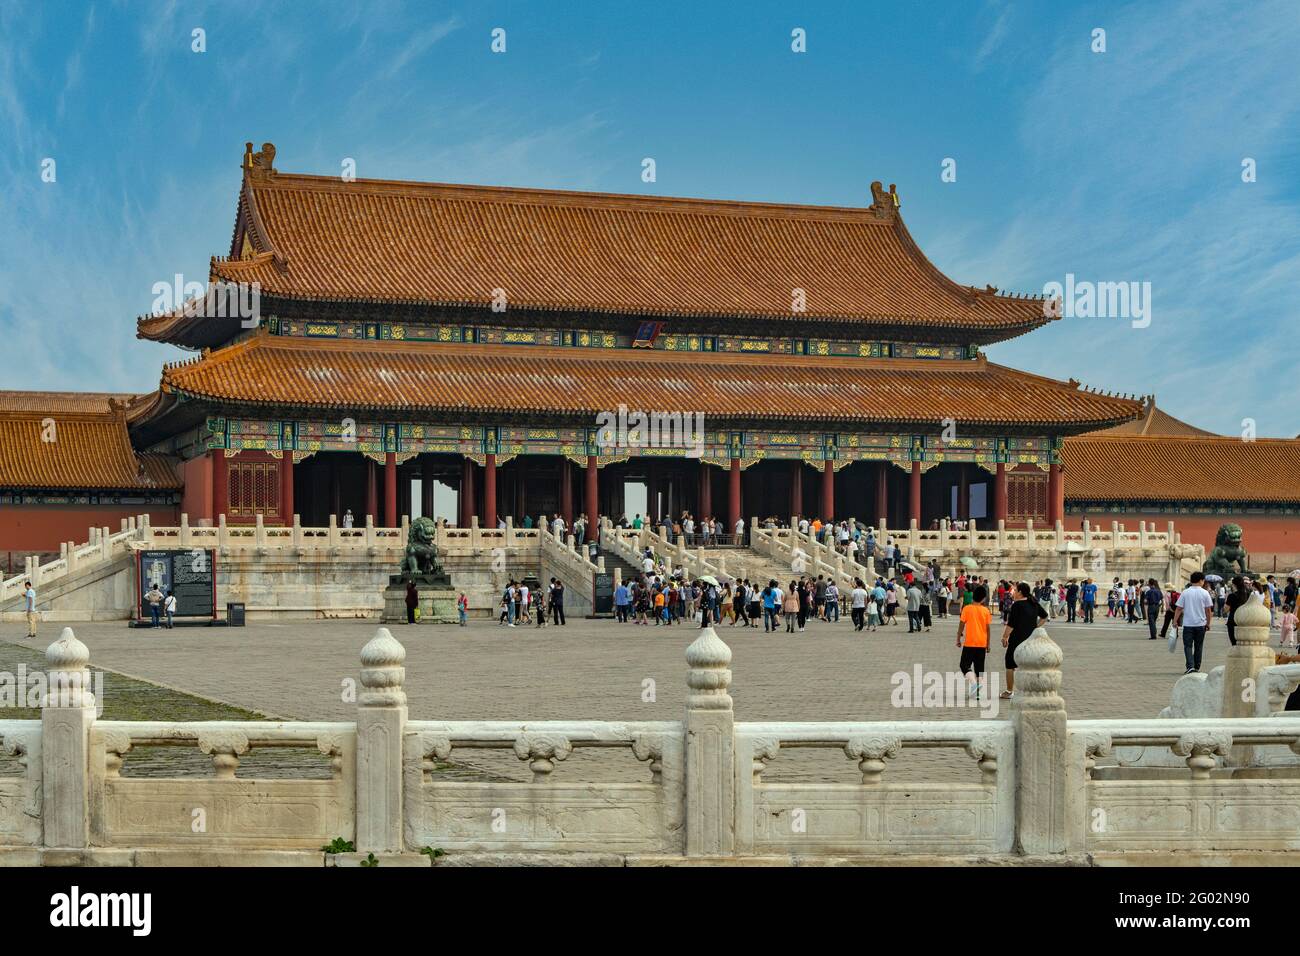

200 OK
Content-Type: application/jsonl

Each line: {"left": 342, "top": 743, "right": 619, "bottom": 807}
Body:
{"left": 1204, "top": 522, "right": 1250, "bottom": 577}
{"left": 400, "top": 516, "right": 443, "bottom": 581}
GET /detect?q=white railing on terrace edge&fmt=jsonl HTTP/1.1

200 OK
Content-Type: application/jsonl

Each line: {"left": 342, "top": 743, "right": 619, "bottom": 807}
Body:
{"left": 405, "top": 720, "right": 682, "bottom": 853}
{"left": 734, "top": 720, "right": 1015, "bottom": 855}
{"left": 91, "top": 720, "right": 356, "bottom": 848}
{"left": 766, "top": 515, "right": 1179, "bottom": 556}
{"left": 143, "top": 513, "right": 404, "bottom": 552}
{"left": 1068, "top": 717, "right": 1300, "bottom": 852}
{"left": 4, "top": 619, "right": 1300, "bottom": 863}
{"left": 1, "top": 520, "right": 143, "bottom": 604}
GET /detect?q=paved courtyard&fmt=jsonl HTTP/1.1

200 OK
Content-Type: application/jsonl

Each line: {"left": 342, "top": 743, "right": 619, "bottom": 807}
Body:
{"left": 3, "top": 611, "right": 1248, "bottom": 783}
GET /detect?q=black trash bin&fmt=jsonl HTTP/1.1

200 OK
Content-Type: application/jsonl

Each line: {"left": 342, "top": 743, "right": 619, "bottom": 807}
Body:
{"left": 226, "top": 602, "right": 246, "bottom": 627}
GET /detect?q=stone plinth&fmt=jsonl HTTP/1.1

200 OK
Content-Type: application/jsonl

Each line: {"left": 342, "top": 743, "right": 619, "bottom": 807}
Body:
{"left": 382, "top": 581, "right": 456, "bottom": 625}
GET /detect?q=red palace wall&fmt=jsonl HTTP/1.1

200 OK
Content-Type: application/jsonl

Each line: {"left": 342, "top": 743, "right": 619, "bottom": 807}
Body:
{"left": 181, "top": 454, "right": 214, "bottom": 524}
{"left": 0, "top": 503, "right": 181, "bottom": 571}
{"left": 1071, "top": 510, "right": 1300, "bottom": 573}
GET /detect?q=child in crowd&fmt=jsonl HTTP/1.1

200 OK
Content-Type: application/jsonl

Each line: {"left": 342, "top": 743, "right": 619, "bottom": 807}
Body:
{"left": 1280, "top": 603, "right": 1297, "bottom": 649}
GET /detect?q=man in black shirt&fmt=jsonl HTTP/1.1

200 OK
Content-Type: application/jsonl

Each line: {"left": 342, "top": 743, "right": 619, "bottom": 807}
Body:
{"left": 1000, "top": 582, "right": 1048, "bottom": 699}
{"left": 1143, "top": 578, "right": 1164, "bottom": 639}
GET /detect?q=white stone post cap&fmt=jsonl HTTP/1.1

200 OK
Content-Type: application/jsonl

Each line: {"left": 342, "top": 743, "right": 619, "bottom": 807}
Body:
{"left": 1234, "top": 593, "right": 1271, "bottom": 629}
{"left": 46, "top": 627, "right": 90, "bottom": 670}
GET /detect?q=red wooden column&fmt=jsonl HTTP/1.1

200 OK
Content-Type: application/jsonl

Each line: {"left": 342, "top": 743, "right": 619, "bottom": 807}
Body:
{"left": 728, "top": 457, "right": 741, "bottom": 533}
{"left": 384, "top": 452, "right": 397, "bottom": 527}
{"left": 211, "top": 449, "right": 228, "bottom": 523}
{"left": 957, "top": 464, "right": 970, "bottom": 521}
{"left": 484, "top": 453, "right": 498, "bottom": 528}
{"left": 909, "top": 461, "right": 922, "bottom": 526}
{"left": 559, "top": 459, "right": 573, "bottom": 529}
{"left": 875, "top": 462, "right": 889, "bottom": 527}
{"left": 993, "top": 462, "right": 1008, "bottom": 523}
{"left": 1048, "top": 462, "right": 1065, "bottom": 524}
{"left": 585, "top": 455, "right": 598, "bottom": 541}
{"left": 789, "top": 461, "right": 803, "bottom": 519}
{"left": 698, "top": 464, "right": 712, "bottom": 519}
{"left": 460, "top": 457, "right": 476, "bottom": 526}
{"left": 280, "top": 453, "right": 294, "bottom": 525}
{"left": 820, "top": 459, "right": 834, "bottom": 521}
{"left": 365, "top": 457, "right": 378, "bottom": 524}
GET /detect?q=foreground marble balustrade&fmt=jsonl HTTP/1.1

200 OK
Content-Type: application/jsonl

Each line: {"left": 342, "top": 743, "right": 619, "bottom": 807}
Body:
{"left": 1, "top": 622, "right": 1297, "bottom": 866}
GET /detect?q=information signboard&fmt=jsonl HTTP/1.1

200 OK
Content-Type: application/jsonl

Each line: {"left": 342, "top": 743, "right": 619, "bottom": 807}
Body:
{"left": 593, "top": 572, "right": 614, "bottom": 615}
{"left": 136, "top": 549, "right": 217, "bottom": 622}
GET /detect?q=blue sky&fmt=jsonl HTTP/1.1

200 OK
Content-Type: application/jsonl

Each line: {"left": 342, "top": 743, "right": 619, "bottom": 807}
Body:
{"left": 1, "top": 0, "right": 1297, "bottom": 435}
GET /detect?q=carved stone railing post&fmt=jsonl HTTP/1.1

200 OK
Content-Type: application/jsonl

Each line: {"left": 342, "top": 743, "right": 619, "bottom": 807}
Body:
{"left": 1173, "top": 732, "right": 1232, "bottom": 779}
{"left": 356, "top": 628, "right": 407, "bottom": 853}
{"left": 41, "top": 627, "right": 97, "bottom": 848}
{"left": 514, "top": 733, "right": 572, "bottom": 782}
{"left": 1012, "top": 626, "right": 1067, "bottom": 855}
{"left": 1223, "top": 596, "right": 1274, "bottom": 765}
{"left": 685, "top": 627, "right": 735, "bottom": 856}
{"left": 965, "top": 734, "right": 1001, "bottom": 785}
{"left": 198, "top": 730, "right": 250, "bottom": 778}
{"left": 845, "top": 735, "right": 900, "bottom": 785}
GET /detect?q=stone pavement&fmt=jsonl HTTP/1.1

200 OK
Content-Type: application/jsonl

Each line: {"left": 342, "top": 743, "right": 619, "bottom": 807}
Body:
{"left": 3, "top": 610, "right": 1249, "bottom": 785}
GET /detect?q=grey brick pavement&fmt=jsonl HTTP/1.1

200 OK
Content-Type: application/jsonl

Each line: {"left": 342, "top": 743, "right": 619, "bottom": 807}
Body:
{"left": 3, "top": 613, "right": 1246, "bottom": 783}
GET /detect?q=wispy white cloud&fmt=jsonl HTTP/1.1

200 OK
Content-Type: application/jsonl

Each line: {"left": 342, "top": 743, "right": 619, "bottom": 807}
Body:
{"left": 966, "top": 0, "right": 1300, "bottom": 436}
{"left": 973, "top": 1, "right": 1013, "bottom": 70}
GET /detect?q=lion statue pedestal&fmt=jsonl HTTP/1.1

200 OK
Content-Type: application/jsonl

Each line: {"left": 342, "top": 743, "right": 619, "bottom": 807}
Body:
{"left": 382, "top": 516, "right": 457, "bottom": 624}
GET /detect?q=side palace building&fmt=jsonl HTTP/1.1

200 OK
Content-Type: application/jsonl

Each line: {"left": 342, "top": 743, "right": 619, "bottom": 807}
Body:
{"left": 2, "top": 142, "right": 1297, "bottom": 567}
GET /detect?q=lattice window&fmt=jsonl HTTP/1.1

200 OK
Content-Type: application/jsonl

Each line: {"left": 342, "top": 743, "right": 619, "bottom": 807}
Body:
{"left": 227, "top": 461, "right": 281, "bottom": 520}
{"left": 1007, "top": 472, "right": 1047, "bottom": 522}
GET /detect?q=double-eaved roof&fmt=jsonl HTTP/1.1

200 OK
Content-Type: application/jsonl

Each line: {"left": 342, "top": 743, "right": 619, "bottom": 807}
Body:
{"left": 156, "top": 331, "right": 1142, "bottom": 430}
{"left": 138, "top": 142, "right": 1052, "bottom": 348}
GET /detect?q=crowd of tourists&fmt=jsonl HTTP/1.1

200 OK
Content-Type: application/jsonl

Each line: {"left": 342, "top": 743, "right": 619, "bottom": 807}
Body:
{"left": 491, "top": 578, "right": 569, "bottom": 628}
{"left": 608, "top": 546, "right": 996, "bottom": 634}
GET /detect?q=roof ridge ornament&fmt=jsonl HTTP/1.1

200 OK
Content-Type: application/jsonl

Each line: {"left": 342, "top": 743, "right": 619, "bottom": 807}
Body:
{"left": 868, "top": 181, "right": 899, "bottom": 220}
{"left": 243, "top": 141, "right": 277, "bottom": 180}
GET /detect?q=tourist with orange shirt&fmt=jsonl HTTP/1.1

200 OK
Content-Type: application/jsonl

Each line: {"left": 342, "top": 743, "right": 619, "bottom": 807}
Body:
{"left": 957, "top": 584, "right": 992, "bottom": 700}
